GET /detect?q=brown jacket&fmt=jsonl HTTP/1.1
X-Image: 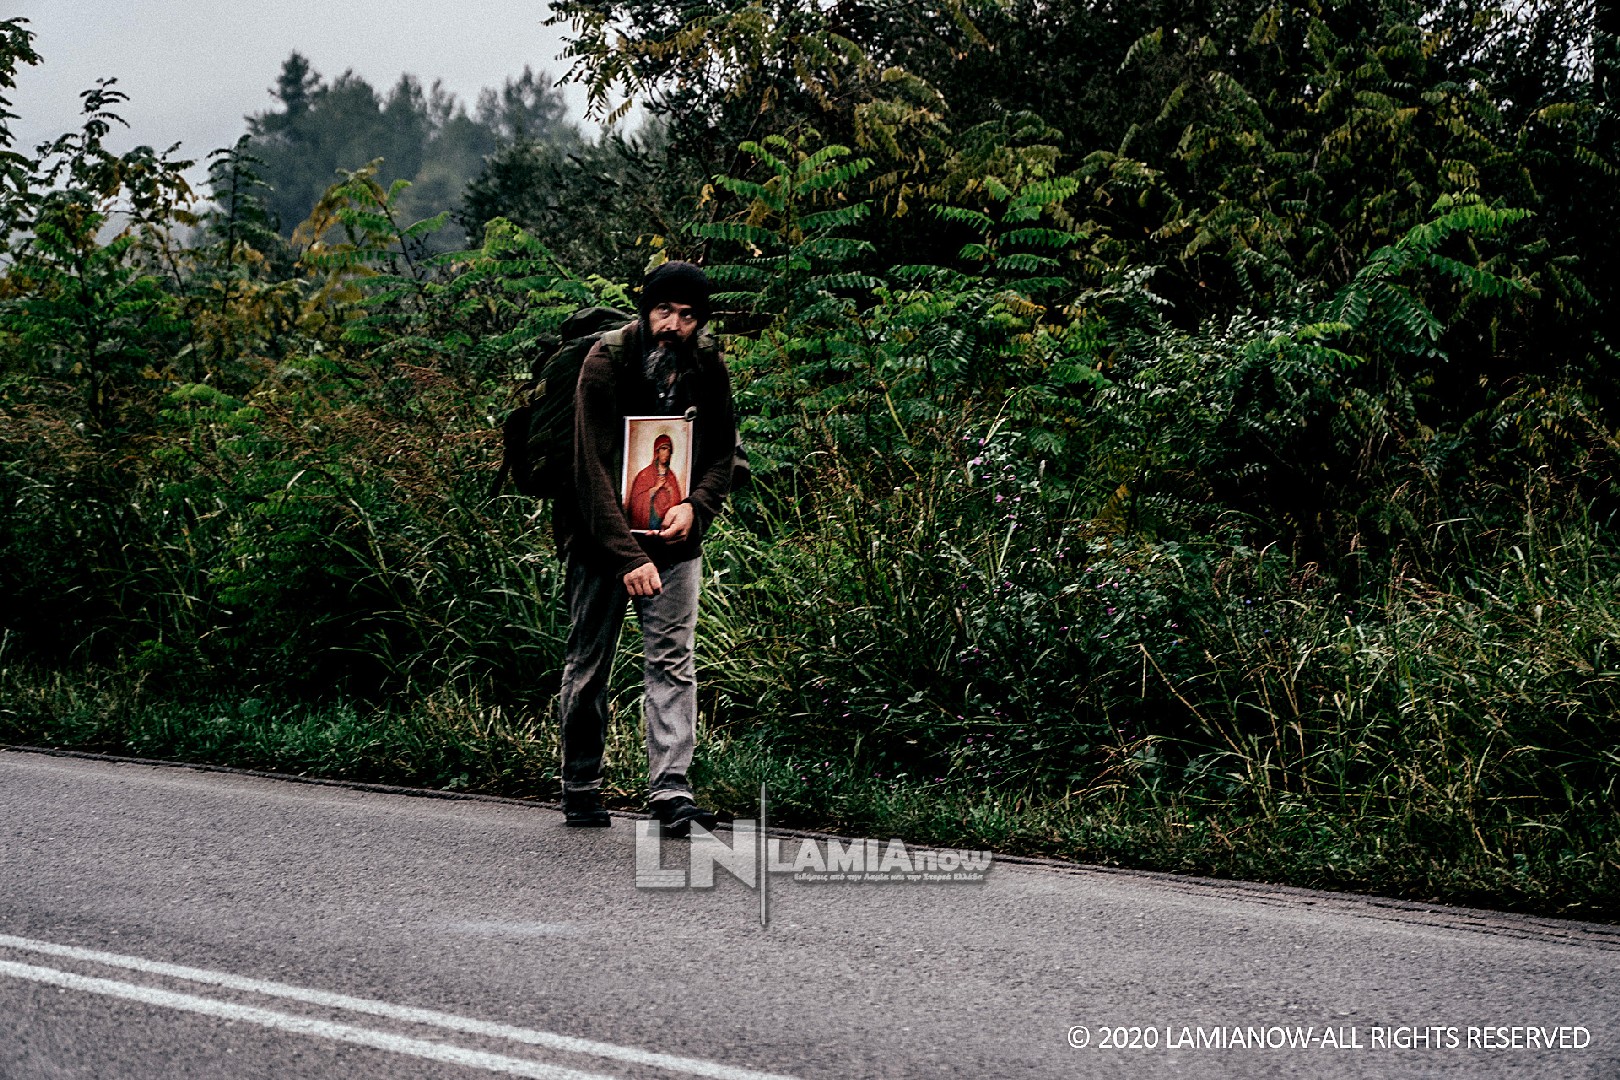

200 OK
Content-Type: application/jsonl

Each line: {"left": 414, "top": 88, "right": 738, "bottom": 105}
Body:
{"left": 557, "top": 320, "right": 736, "bottom": 577}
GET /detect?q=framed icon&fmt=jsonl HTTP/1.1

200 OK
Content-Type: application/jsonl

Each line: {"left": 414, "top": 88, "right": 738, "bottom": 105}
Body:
{"left": 621, "top": 415, "right": 693, "bottom": 534}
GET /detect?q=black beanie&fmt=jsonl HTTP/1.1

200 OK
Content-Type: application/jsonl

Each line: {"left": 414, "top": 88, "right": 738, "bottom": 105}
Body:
{"left": 639, "top": 261, "right": 711, "bottom": 326}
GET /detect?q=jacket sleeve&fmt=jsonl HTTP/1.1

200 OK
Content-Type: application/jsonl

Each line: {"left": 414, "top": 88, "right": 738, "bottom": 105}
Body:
{"left": 572, "top": 345, "right": 651, "bottom": 578}
{"left": 684, "top": 346, "right": 737, "bottom": 531}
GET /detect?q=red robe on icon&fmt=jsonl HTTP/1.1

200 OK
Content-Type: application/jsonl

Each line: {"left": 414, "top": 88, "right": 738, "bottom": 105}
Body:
{"left": 626, "top": 433, "right": 684, "bottom": 531}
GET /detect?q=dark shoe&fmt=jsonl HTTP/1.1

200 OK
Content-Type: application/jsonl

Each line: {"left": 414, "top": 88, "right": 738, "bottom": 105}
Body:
{"left": 563, "top": 790, "right": 612, "bottom": 828}
{"left": 649, "top": 795, "right": 717, "bottom": 838}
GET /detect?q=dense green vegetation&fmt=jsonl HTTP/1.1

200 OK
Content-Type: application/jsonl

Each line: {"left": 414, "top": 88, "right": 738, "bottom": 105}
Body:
{"left": 2, "top": 3, "right": 1617, "bottom": 919}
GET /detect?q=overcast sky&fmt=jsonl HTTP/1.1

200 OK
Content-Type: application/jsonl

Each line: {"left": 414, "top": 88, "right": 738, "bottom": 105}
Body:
{"left": 5, "top": 1, "right": 599, "bottom": 180}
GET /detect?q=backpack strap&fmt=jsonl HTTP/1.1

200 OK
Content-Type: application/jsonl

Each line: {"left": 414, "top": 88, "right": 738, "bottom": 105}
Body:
{"left": 598, "top": 322, "right": 637, "bottom": 375}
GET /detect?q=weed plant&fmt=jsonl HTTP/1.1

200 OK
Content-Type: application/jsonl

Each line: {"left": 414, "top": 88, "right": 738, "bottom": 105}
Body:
{"left": 692, "top": 427, "right": 1620, "bottom": 918}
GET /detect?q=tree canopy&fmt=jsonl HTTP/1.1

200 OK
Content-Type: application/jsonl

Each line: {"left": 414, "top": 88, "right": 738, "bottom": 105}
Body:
{"left": 245, "top": 53, "right": 580, "bottom": 245}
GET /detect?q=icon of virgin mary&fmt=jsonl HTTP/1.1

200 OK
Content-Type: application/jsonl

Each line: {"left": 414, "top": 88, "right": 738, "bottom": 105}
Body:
{"left": 625, "top": 432, "right": 684, "bottom": 531}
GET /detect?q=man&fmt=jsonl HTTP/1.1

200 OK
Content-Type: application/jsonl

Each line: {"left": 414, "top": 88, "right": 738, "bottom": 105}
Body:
{"left": 552, "top": 261, "right": 736, "bottom": 836}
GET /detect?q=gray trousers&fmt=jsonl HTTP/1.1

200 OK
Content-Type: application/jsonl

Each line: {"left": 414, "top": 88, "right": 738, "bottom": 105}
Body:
{"left": 557, "top": 554, "right": 700, "bottom": 802}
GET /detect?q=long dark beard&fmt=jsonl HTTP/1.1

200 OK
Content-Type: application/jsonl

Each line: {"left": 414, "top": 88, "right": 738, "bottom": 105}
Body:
{"left": 642, "top": 340, "right": 683, "bottom": 411}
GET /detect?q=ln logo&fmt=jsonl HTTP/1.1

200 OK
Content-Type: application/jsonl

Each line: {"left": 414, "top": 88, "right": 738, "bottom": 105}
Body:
{"left": 635, "top": 786, "right": 993, "bottom": 926}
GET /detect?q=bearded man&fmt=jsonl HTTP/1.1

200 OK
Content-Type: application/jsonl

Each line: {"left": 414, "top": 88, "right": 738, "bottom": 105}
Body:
{"left": 551, "top": 261, "right": 736, "bottom": 835}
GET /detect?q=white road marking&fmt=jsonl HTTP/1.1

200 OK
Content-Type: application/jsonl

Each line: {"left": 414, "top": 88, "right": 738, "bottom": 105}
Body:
{"left": 0, "top": 958, "right": 615, "bottom": 1080}
{"left": 0, "top": 934, "right": 799, "bottom": 1080}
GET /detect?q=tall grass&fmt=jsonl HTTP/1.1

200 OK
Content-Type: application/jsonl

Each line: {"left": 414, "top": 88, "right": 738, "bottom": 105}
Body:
{"left": 690, "top": 435, "right": 1620, "bottom": 917}
{"left": 8, "top": 398, "right": 1614, "bottom": 918}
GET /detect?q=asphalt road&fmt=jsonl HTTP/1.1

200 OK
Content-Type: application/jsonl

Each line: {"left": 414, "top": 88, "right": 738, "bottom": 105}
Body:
{"left": 1, "top": 748, "right": 1615, "bottom": 1079}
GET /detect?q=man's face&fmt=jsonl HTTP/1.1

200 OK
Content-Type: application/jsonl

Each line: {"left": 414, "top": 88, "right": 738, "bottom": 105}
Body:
{"left": 649, "top": 301, "right": 699, "bottom": 344}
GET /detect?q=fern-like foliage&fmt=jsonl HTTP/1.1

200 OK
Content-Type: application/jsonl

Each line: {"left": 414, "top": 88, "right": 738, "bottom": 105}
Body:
{"left": 693, "top": 132, "right": 875, "bottom": 324}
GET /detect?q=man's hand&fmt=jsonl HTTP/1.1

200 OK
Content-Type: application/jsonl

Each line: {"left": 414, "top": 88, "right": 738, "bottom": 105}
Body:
{"left": 623, "top": 562, "right": 662, "bottom": 597}
{"left": 657, "top": 501, "right": 696, "bottom": 544}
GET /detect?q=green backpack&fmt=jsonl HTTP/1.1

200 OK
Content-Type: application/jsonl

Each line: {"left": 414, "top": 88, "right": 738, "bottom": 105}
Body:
{"left": 491, "top": 306, "right": 634, "bottom": 499}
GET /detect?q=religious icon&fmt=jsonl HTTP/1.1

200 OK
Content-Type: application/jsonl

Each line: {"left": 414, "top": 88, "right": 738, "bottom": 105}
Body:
{"left": 621, "top": 415, "right": 694, "bottom": 534}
